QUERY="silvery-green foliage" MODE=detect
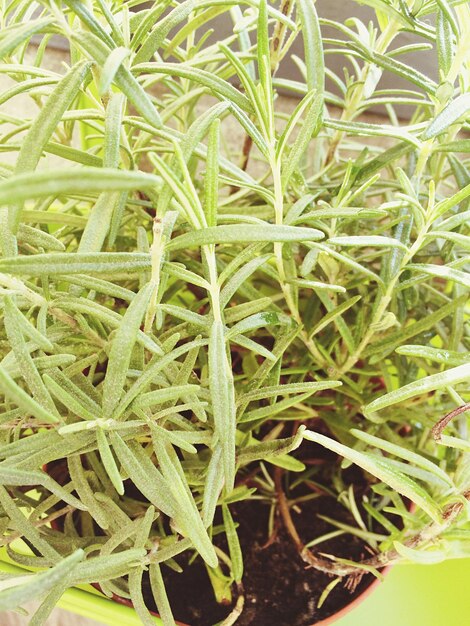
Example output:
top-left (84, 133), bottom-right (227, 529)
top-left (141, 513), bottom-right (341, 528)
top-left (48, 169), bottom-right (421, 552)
top-left (0, 0), bottom-right (470, 622)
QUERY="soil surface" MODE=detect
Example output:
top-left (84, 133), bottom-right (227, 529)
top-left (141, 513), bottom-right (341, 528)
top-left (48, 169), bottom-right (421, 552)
top-left (144, 495), bottom-right (378, 626)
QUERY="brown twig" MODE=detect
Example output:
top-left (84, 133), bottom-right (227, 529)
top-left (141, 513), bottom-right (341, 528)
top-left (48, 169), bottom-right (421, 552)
top-left (0, 504), bottom-right (73, 546)
top-left (274, 467), bottom-right (470, 580)
top-left (274, 467), bottom-right (356, 577)
top-left (431, 403), bottom-right (470, 441)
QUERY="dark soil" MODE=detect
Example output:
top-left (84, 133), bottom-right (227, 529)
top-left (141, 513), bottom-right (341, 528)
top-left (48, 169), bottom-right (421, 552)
top-left (143, 495), bottom-right (378, 626)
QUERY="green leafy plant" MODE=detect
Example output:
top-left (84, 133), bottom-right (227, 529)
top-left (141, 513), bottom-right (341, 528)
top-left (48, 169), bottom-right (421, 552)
top-left (1, 0), bottom-right (470, 623)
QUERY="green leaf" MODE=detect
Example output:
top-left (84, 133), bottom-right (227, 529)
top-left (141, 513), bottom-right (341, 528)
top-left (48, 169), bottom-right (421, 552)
top-left (209, 321), bottom-right (237, 493)
top-left (438, 434), bottom-right (470, 452)
top-left (436, 9), bottom-right (454, 77)
top-left (328, 236), bottom-right (407, 250)
top-left (224, 297), bottom-right (274, 324)
top-left (204, 119), bottom-right (220, 228)
top-left (0, 485), bottom-right (60, 560)
top-left (294, 278), bottom-right (343, 293)
top-left (408, 263), bottom-right (470, 289)
top-left (0, 18), bottom-right (54, 60)
top-left (303, 430), bottom-right (442, 522)
top-left (134, 385), bottom-right (201, 410)
top-left (67, 456), bottom-right (109, 530)
top-left (0, 364), bottom-right (58, 424)
top-left (153, 436), bottom-right (217, 568)
top-left (425, 231), bottom-right (470, 252)
top-left (0, 252), bottom-right (151, 276)
top-left (133, 62), bottom-right (253, 114)
top-left (238, 427), bottom-right (306, 466)
top-left (150, 147), bottom-right (205, 228)
top-left (166, 224), bottom-right (323, 251)
top-left (79, 94), bottom-right (125, 253)
top-left (315, 290), bottom-right (356, 353)
top-left (100, 46), bottom-right (131, 95)
top-left (149, 563), bottom-right (176, 626)
top-left (257, 0), bottom-right (270, 86)
top-left (395, 345), bottom-right (470, 366)
top-left (95, 0), bottom-right (125, 45)
top-left (350, 429), bottom-right (454, 487)
top-left (222, 504), bottom-right (243, 582)
top-left (129, 566), bottom-right (154, 626)
top-left (281, 90), bottom-right (323, 188)
top-left (113, 339), bottom-right (208, 419)
top-left (231, 334), bottom-right (276, 362)
top-left (354, 141), bottom-right (413, 183)
top-left (435, 0), bottom-right (459, 36)
top-left (102, 282), bottom-right (154, 418)
top-left (276, 90), bottom-right (317, 161)
top-left (5, 355), bottom-right (75, 381)
top-left (17, 224), bottom-right (65, 252)
top-left (109, 433), bottom-right (175, 518)
top-left (63, 0), bottom-right (115, 48)
top-left (220, 254), bottom-right (272, 308)
top-left (364, 363), bottom-right (470, 417)
top-left (237, 380), bottom-right (341, 405)
top-left (0, 167), bottom-right (160, 206)
top-left (0, 466), bottom-right (85, 510)
top-left (78, 193), bottom-right (125, 254)
top-left (297, 0), bottom-right (324, 95)
top-left (72, 549), bottom-right (146, 584)
top-left (0, 550), bottom-right (84, 613)
top-left (72, 31), bottom-right (162, 128)
top-left (34, 142), bottom-right (103, 167)
top-left (43, 374), bottom-right (96, 421)
top-left (239, 391), bottom-right (314, 424)
top-left (134, 0), bottom-right (197, 64)
top-left (9, 61), bottom-right (91, 232)
top-left (433, 140), bottom-right (470, 154)
top-left (45, 370), bottom-right (100, 417)
top-left (229, 102), bottom-right (269, 157)
top-left (202, 447), bottom-right (224, 527)
top-left (423, 94), bottom-right (470, 140)
top-left (226, 311), bottom-right (286, 339)
top-left (5, 300), bottom-right (53, 352)
top-left (432, 180), bottom-right (470, 219)
top-left (156, 102), bottom-right (229, 218)
top-left (131, 1), bottom-right (172, 50)
top-left (96, 428), bottom-right (124, 496)
top-left (158, 305), bottom-right (207, 328)
top-left (364, 295), bottom-right (467, 358)
top-left (366, 48), bottom-right (437, 94)
top-left (309, 296), bottom-right (361, 338)
top-left (393, 541), bottom-right (446, 564)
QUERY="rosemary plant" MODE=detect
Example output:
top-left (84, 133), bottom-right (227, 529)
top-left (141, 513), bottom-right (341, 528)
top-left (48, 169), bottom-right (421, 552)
top-left (1, 0), bottom-right (470, 623)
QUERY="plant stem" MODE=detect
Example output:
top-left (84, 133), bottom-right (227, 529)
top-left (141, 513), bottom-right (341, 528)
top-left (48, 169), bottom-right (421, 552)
top-left (324, 20), bottom-right (400, 165)
top-left (271, 155), bottom-right (326, 366)
top-left (338, 229), bottom-right (428, 376)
